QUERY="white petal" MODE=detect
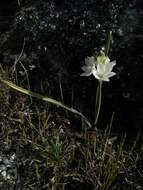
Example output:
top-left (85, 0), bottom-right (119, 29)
top-left (81, 65), bottom-right (93, 75)
top-left (105, 61), bottom-right (116, 73)
top-left (80, 72), bottom-right (92, 76)
top-left (110, 60), bottom-right (116, 66)
top-left (107, 72), bottom-right (116, 78)
top-left (109, 61), bottom-right (116, 69)
top-left (81, 66), bottom-right (91, 72)
top-left (102, 77), bottom-right (110, 82)
top-left (97, 63), bottom-right (105, 75)
top-left (92, 70), bottom-right (101, 80)
top-left (85, 56), bottom-right (96, 66)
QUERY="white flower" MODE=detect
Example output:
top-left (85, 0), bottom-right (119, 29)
top-left (81, 56), bottom-right (96, 76)
top-left (81, 51), bottom-right (116, 82)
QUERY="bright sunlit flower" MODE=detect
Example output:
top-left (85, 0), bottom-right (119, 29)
top-left (81, 51), bottom-right (116, 82)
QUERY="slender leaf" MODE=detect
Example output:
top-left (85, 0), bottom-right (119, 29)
top-left (0, 78), bottom-right (92, 128)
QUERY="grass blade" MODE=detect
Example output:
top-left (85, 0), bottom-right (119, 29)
top-left (0, 78), bottom-right (92, 128)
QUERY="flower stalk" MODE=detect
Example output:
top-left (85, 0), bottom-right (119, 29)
top-left (94, 80), bottom-right (102, 127)
top-left (94, 31), bottom-right (113, 128)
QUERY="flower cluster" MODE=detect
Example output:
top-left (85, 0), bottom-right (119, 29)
top-left (81, 51), bottom-right (116, 82)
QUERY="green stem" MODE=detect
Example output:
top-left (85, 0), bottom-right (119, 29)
top-left (105, 31), bottom-right (112, 56)
top-left (94, 81), bottom-right (102, 128)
